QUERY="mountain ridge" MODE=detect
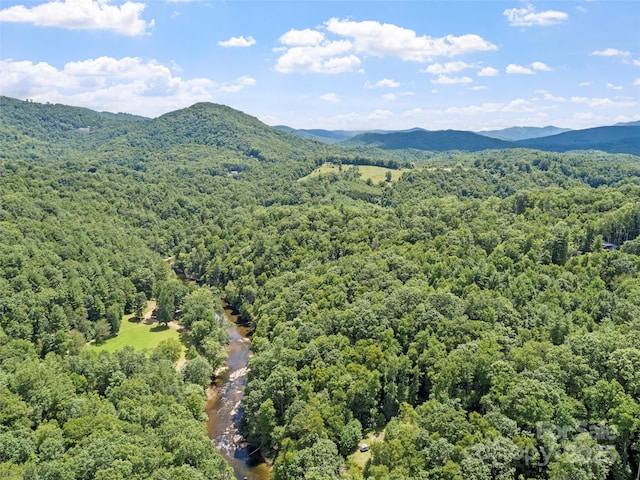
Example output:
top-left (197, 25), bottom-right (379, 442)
top-left (2, 96), bottom-right (638, 156)
top-left (477, 125), bottom-right (572, 141)
top-left (343, 125), bottom-right (639, 155)
top-left (341, 129), bottom-right (514, 152)
top-left (515, 125), bottom-right (640, 154)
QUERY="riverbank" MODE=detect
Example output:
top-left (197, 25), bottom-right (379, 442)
top-left (205, 302), bottom-right (271, 480)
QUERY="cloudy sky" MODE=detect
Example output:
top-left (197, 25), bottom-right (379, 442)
top-left (1, 0), bottom-right (638, 131)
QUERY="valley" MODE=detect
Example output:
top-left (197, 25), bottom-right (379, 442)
top-left (0, 96), bottom-right (639, 480)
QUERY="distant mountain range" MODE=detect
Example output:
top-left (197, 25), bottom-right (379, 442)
top-left (3, 95), bottom-right (637, 156)
top-left (277, 122), bottom-right (639, 155)
top-left (276, 124), bottom-right (575, 143)
top-left (273, 125), bottom-right (424, 144)
top-left (342, 125), bottom-right (639, 155)
top-left (515, 126), bottom-right (640, 154)
top-left (341, 130), bottom-right (514, 152)
top-left (477, 126), bottom-right (572, 141)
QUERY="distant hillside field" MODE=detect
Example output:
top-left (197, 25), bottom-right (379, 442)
top-left (300, 163), bottom-right (410, 183)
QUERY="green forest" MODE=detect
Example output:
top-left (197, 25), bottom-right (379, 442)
top-left (1, 96), bottom-right (639, 480)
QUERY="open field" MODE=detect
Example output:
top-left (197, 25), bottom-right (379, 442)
top-left (348, 430), bottom-right (386, 471)
top-left (90, 301), bottom-right (183, 353)
top-left (300, 163), bottom-right (409, 183)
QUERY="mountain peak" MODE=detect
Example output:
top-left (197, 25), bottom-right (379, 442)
top-left (477, 125), bottom-right (572, 141)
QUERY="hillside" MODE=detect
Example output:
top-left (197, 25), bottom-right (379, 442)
top-left (516, 125), bottom-right (640, 155)
top-left (273, 125), bottom-right (358, 143)
top-left (274, 126), bottom-right (428, 144)
top-left (342, 129), bottom-right (514, 151)
top-left (477, 125), bottom-right (571, 141)
top-left (0, 96), bottom-right (333, 161)
top-left (0, 95), bottom-right (141, 151)
top-left (340, 123), bottom-right (639, 155)
top-left (1, 97), bottom-right (640, 480)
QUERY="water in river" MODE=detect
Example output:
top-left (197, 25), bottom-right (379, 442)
top-left (205, 303), bottom-right (271, 480)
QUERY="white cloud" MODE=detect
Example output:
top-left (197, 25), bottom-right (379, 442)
top-left (218, 75), bottom-right (256, 93)
top-left (607, 83), bottom-right (623, 90)
top-left (218, 35), bottom-right (256, 48)
top-left (573, 112), bottom-right (599, 121)
top-left (274, 18), bottom-right (497, 74)
top-left (503, 98), bottom-right (537, 112)
top-left (591, 48), bottom-right (631, 57)
top-left (368, 109), bottom-right (393, 120)
top-left (531, 61), bottom-right (552, 71)
top-left (470, 86), bottom-right (488, 91)
top-left (477, 66), bottom-right (499, 77)
top-left (431, 75), bottom-right (473, 85)
top-left (403, 107), bottom-right (442, 117)
top-left (365, 78), bottom-right (400, 88)
top-left (632, 59), bottom-right (640, 67)
top-left (0, 0), bottom-right (153, 36)
top-left (274, 40), bottom-right (361, 74)
top-left (579, 81), bottom-right (592, 87)
top-left (321, 55), bottom-right (363, 74)
top-left (309, 109), bottom-right (399, 130)
top-left (543, 92), bottom-right (567, 102)
top-left (571, 96), bottom-right (637, 108)
top-left (324, 18), bottom-right (497, 61)
top-left (422, 61), bottom-right (472, 74)
top-left (442, 97), bottom-right (556, 116)
top-left (445, 103), bottom-right (503, 115)
top-left (504, 4), bottom-right (568, 27)
top-left (613, 113), bottom-right (640, 124)
top-left (506, 64), bottom-right (535, 75)
top-left (378, 90), bottom-right (414, 101)
top-left (0, 56), bottom-right (224, 116)
top-left (635, 78), bottom-right (640, 86)
top-left (320, 92), bottom-right (341, 104)
top-left (279, 28), bottom-right (325, 46)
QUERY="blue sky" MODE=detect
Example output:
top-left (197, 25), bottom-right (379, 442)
top-left (1, 0), bottom-right (638, 131)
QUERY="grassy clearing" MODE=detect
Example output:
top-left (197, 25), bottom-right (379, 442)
top-left (358, 165), bottom-right (408, 183)
top-left (348, 430), bottom-right (386, 471)
top-left (300, 163), bottom-right (408, 183)
top-left (90, 301), bottom-right (183, 353)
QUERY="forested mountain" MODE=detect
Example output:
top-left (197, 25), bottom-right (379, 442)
top-left (273, 126), bottom-right (427, 144)
top-left (516, 126), bottom-right (640, 155)
top-left (1, 96), bottom-right (640, 480)
top-left (342, 129), bottom-right (514, 152)
top-left (339, 124), bottom-right (639, 155)
top-left (273, 126), bottom-right (359, 144)
top-left (478, 126), bottom-right (572, 141)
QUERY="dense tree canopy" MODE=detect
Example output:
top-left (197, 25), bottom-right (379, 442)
top-left (1, 96), bottom-right (639, 479)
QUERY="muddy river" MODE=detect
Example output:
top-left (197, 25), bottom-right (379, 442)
top-left (205, 303), bottom-right (271, 480)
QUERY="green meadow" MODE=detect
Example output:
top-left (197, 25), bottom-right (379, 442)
top-left (90, 301), bottom-right (182, 353)
top-left (301, 163), bottom-right (409, 183)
